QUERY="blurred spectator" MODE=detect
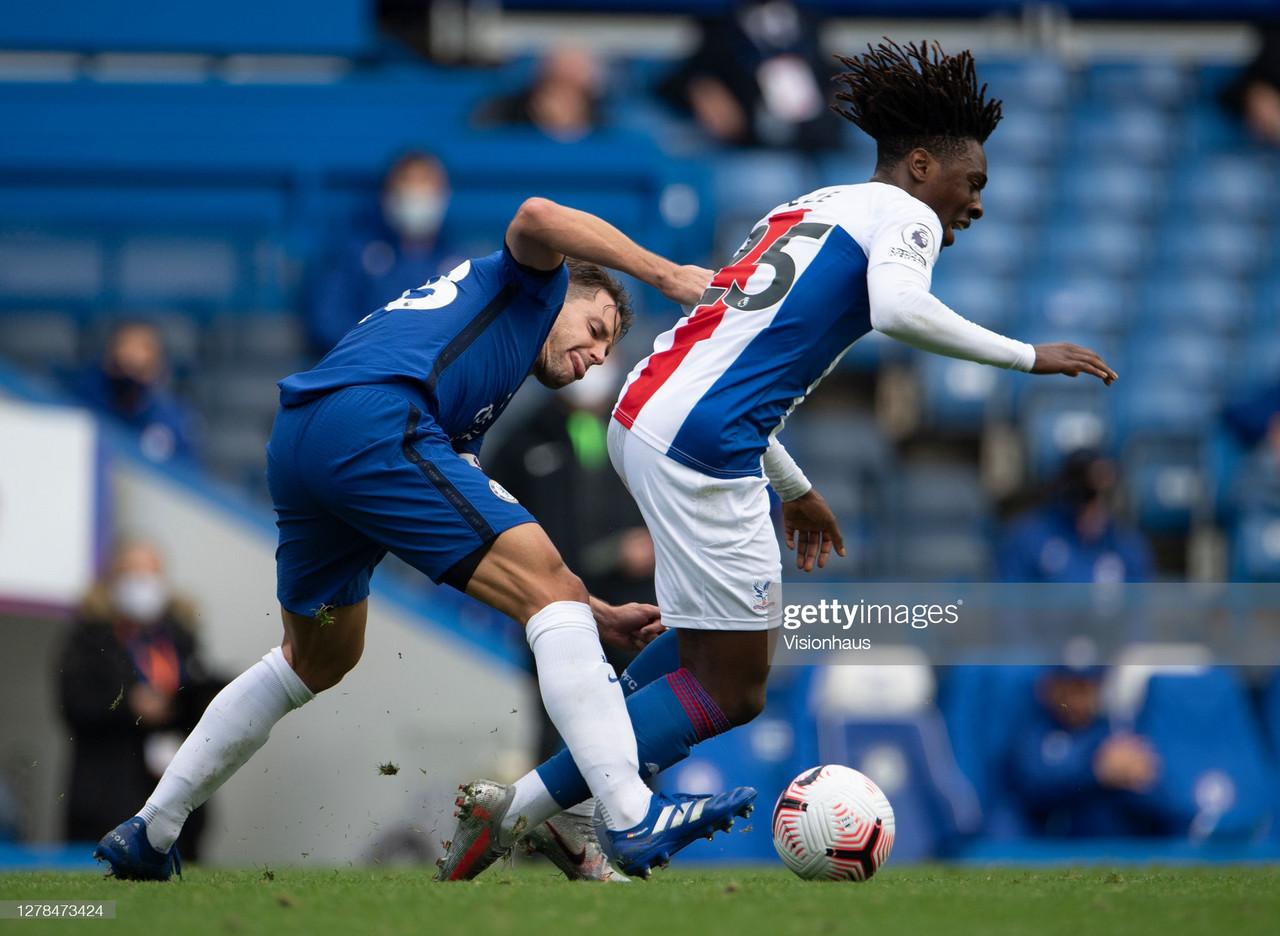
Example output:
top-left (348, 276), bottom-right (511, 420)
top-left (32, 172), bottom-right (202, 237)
top-left (58, 540), bottom-right (226, 856)
top-left (1222, 378), bottom-right (1280, 456)
top-left (306, 150), bottom-right (465, 355)
top-left (656, 0), bottom-right (843, 152)
top-left (487, 356), bottom-right (656, 760)
top-left (71, 320), bottom-right (203, 465)
top-left (997, 450), bottom-right (1153, 584)
top-left (1005, 661), bottom-right (1163, 837)
top-left (472, 45), bottom-right (604, 142)
top-left (1221, 22), bottom-right (1280, 146)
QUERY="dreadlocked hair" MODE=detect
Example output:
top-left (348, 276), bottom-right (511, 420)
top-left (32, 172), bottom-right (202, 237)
top-left (832, 39), bottom-right (1003, 169)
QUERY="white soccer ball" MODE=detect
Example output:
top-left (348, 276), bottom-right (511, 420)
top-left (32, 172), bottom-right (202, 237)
top-left (772, 764), bottom-right (896, 881)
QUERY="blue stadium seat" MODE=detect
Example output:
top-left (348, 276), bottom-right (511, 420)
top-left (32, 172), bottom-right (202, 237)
top-left (1178, 102), bottom-right (1254, 157)
top-left (1133, 669), bottom-right (1276, 838)
top-left (194, 362), bottom-right (287, 431)
top-left (1123, 439), bottom-right (1209, 534)
top-left (1110, 376), bottom-right (1217, 443)
top-left (977, 58), bottom-right (1072, 114)
top-left (982, 110), bottom-right (1064, 168)
top-left (1262, 670), bottom-right (1280, 767)
top-left (1136, 273), bottom-right (1253, 337)
top-left (888, 530), bottom-right (992, 582)
top-left (202, 420), bottom-right (270, 499)
top-left (938, 663), bottom-right (1045, 839)
top-left (1236, 328), bottom-right (1280, 388)
top-left (1157, 221), bottom-right (1270, 280)
top-left (204, 311), bottom-right (309, 369)
top-left (1070, 104), bottom-right (1177, 166)
top-left (1176, 154), bottom-right (1278, 224)
top-left (931, 270), bottom-right (1018, 333)
top-left (1042, 217), bottom-right (1151, 279)
top-left (892, 463), bottom-right (989, 529)
top-left (1253, 267), bottom-right (1280, 327)
top-left (977, 164), bottom-right (1051, 226)
top-left (117, 235), bottom-right (243, 306)
top-left (1231, 509), bottom-right (1280, 581)
top-left (886, 463), bottom-right (993, 580)
top-left (0, 310), bottom-right (80, 374)
top-left (1123, 331), bottom-right (1233, 394)
top-left (1021, 273), bottom-right (1134, 336)
top-left (1084, 60), bottom-right (1193, 110)
top-left (1020, 386), bottom-right (1113, 480)
top-left (941, 218), bottom-right (1030, 278)
top-left (711, 150), bottom-right (814, 236)
top-left (1056, 160), bottom-right (1166, 222)
top-left (0, 232), bottom-right (103, 304)
top-left (918, 353), bottom-right (1015, 433)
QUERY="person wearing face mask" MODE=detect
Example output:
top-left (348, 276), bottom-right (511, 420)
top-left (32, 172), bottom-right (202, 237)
top-left (996, 449), bottom-right (1154, 585)
top-left (304, 150), bottom-right (466, 356)
top-left (71, 321), bottom-right (203, 465)
top-left (57, 541), bottom-right (225, 858)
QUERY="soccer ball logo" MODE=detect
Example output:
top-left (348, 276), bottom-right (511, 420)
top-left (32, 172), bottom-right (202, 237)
top-left (772, 765), bottom-right (895, 881)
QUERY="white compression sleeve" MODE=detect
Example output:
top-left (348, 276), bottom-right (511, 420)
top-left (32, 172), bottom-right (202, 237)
top-left (867, 261), bottom-right (1037, 372)
top-left (762, 437), bottom-right (812, 502)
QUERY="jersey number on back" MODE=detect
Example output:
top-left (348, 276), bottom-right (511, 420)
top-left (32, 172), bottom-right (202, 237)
top-left (698, 210), bottom-right (834, 313)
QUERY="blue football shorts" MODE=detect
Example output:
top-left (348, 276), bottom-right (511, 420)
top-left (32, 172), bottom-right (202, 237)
top-left (267, 384), bottom-right (535, 615)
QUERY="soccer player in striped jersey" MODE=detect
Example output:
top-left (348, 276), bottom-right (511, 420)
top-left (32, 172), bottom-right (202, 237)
top-left (458, 39), bottom-right (1117, 880)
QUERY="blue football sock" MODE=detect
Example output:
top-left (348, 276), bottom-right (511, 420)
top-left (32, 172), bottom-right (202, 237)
top-left (618, 628), bottom-right (681, 697)
top-left (536, 666), bottom-right (731, 809)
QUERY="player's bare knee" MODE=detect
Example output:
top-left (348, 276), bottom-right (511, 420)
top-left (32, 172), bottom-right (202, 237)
top-left (721, 685), bottom-right (768, 727)
top-left (523, 564), bottom-right (590, 620)
top-left (285, 642), bottom-right (363, 693)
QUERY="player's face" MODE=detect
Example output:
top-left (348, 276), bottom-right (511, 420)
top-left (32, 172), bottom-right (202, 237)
top-left (919, 138), bottom-right (987, 249)
top-left (533, 288), bottom-right (620, 389)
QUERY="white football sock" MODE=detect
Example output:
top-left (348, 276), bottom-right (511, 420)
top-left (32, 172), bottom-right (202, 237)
top-left (138, 646), bottom-right (314, 852)
top-left (525, 602), bottom-right (652, 831)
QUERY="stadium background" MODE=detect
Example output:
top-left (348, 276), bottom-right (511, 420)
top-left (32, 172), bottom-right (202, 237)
top-left (1, 0), bottom-right (1279, 871)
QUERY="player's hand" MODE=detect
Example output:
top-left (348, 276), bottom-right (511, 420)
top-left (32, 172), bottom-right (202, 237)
top-left (1093, 733), bottom-right (1160, 792)
top-left (1031, 343), bottom-right (1118, 385)
top-left (659, 264), bottom-right (715, 307)
top-left (128, 684), bottom-right (175, 726)
top-left (592, 598), bottom-right (665, 652)
top-left (782, 489), bottom-right (846, 572)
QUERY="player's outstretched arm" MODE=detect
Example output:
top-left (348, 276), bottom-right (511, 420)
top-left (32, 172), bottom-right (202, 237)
top-left (506, 197), bottom-right (712, 305)
top-left (782, 489), bottom-right (846, 573)
top-left (1030, 342), bottom-right (1118, 385)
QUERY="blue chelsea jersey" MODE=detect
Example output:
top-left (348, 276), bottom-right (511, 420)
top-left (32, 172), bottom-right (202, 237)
top-left (279, 246), bottom-right (568, 450)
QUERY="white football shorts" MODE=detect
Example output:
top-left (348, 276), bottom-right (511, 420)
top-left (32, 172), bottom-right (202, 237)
top-left (608, 419), bottom-right (782, 630)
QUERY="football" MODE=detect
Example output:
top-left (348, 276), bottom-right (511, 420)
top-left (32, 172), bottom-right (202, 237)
top-left (772, 765), bottom-right (896, 881)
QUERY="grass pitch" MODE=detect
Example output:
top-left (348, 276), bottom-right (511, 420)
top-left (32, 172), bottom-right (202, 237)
top-left (3, 863), bottom-right (1279, 936)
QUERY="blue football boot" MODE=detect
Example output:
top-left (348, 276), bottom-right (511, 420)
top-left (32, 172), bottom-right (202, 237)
top-left (607, 787), bottom-right (757, 878)
top-left (94, 817), bottom-right (181, 881)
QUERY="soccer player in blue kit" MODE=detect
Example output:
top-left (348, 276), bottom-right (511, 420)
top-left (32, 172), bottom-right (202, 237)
top-left (92, 197), bottom-right (759, 881)
top-left (443, 40), bottom-right (1120, 882)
